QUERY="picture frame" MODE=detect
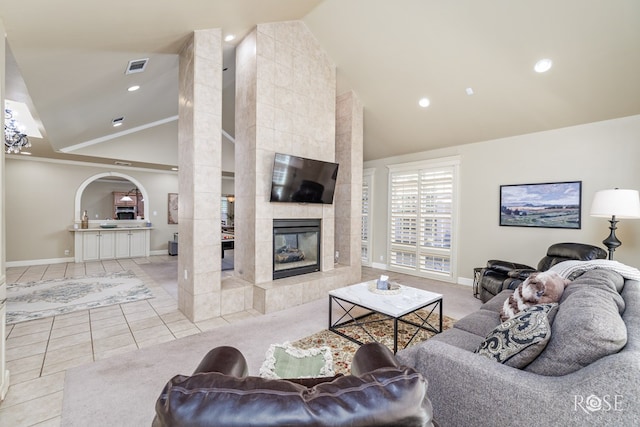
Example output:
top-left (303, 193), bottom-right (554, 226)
top-left (168, 193), bottom-right (178, 224)
top-left (499, 181), bottom-right (582, 229)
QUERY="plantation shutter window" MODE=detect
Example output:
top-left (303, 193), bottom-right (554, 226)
top-left (387, 158), bottom-right (459, 280)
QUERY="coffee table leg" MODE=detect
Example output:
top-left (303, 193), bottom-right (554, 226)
top-left (394, 318), bottom-right (399, 353)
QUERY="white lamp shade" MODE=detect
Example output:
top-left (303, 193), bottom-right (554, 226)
top-left (590, 189), bottom-right (640, 219)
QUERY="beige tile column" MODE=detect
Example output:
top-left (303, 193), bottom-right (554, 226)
top-left (234, 29), bottom-right (258, 285)
top-left (335, 91), bottom-right (364, 274)
top-left (0, 19), bottom-right (11, 400)
top-left (177, 29), bottom-right (223, 322)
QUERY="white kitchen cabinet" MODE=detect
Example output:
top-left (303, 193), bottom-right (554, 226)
top-left (129, 229), bottom-right (147, 257)
top-left (115, 229), bottom-right (148, 258)
top-left (82, 230), bottom-right (115, 261)
top-left (74, 228), bottom-right (151, 262)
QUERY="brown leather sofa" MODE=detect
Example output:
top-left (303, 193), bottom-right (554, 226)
top-left (153, 342), bottom-right (435, 427)
top-left (478, 242), bottom-right (606, 302)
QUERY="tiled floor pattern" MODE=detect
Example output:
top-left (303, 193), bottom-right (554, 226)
top-left (0, 255), bottom-right (259, 426)
top-left (0, 257), bottom-right (480, 426)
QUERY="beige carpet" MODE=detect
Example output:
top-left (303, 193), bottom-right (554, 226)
top-left (62, 298), bottom-right (455, 426)
top-left (61, 298), bottom-right (329, 426)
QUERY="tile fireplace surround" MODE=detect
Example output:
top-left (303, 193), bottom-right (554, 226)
top-left (225, 21), bottom-right (363, 316)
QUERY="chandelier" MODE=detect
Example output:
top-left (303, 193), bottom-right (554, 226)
top-left (4, 108), bottom-right (31, 153)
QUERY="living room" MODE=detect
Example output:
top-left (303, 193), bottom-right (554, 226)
top-left (1, 1), bottom-right (639, 426)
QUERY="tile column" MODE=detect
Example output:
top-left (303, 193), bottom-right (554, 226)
top-left (335, 91), bottom-right (364, 278)
top-left (177, 29), bottom-right (223, 322)
top-left (0, 19), bottom-right (10, 400)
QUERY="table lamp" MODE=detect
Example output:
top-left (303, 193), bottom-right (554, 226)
top-left (590, 188), bottom-right (640, 260)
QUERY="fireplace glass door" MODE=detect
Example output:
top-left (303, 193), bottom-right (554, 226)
top-left (273, 219), bottom-right (321, 279)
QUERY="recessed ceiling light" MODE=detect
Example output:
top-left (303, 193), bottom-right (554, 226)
top-left (127, 85), bottom-right (140, 92)
top-left (418, 97), bottom-right (430, 108)
top-left (224, 34), bottom-right (236, 42)
top-left (465, 87), bottom-right (474, 96)
top-left (20, 151), bottom-right (32, 155)
top-left (171, 167), bottom-right (179, 171)
top-left (534, 58), bottom-right (553, 73)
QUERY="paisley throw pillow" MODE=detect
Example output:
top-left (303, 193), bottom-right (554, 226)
top-left (476, 303), bottom-right (557, 369)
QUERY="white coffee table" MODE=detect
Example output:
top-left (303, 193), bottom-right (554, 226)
top-left (329, 280), bottom-right (443, 353)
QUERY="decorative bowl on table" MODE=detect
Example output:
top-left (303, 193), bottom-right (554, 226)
top-left (368, 281), bottom-right (402, 295)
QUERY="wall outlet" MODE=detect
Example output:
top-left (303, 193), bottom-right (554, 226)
top-left (184, 269), bottom-right (188, 280)
top-left (335, 251), bottom-right (339, 260)
top-left (380, 255), bottom-right (384, 261)
top-left (64, 249), bottom-right (70, 256)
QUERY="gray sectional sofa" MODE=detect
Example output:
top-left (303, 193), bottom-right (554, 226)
top-left (397, 268), bottom-right (640, 426)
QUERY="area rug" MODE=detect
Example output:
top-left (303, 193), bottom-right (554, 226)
top-left (6, 270), bottom-right (153, 324)
top-left (293, 311), bottom-right (456, 374)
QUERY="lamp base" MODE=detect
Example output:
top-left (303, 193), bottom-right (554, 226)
top-left (602, 216), bottom-right (621, 260)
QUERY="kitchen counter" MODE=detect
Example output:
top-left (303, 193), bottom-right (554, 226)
top-left (70, 226), bottom-right (152, 262)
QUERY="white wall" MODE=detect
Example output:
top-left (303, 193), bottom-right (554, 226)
top-left (364, 115), bottom-right (640, 283)
top-left (4, 157), bottom-right (179, 262)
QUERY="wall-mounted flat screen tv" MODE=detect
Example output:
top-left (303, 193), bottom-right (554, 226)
top-left (270, 153), bottom-right (339, 204)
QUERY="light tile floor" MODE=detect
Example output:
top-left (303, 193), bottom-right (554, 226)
top-left (0, 256), bottom-right (480, 426)
top-left (0, 254), bottom-right (259, 426)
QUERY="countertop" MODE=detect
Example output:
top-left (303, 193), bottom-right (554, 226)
top-left (70, 226), bottom-right (154, 231)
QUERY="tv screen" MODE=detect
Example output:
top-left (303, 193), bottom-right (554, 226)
top-left (270, 153), bottom-right (339, 204)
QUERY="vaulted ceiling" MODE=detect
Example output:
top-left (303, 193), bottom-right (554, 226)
top-left (1, 0), bottom-right (639, 168)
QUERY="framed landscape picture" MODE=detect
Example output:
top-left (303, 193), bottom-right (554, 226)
top-left (499, 181), bottom-right (582, 229)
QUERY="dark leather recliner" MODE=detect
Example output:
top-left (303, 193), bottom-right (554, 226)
top-left (478, 242), bottom-right (607, 302)
top-left (153, 342), bottom-right (435, 427)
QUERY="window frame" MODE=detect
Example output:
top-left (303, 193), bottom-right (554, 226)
top-left (361, 168), bottom-right (374, 266)
top-left (386, 156), bottom-right (460, 282)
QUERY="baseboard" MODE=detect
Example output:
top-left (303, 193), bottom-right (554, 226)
top-left (0, 369), bottom-right (9, 402)
top-left (457, 277), bottom-right (474, 287)
top-left (6, 257), bottom-right (74, 268)
top-left (370, 262), bottom-right (388, 270)
top-left (150, 249), bottom-right (168, 256)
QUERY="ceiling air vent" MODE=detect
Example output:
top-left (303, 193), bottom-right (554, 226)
top-left (125, 58), bottom-right (148, 74)
top-left (114, 161), bottom-right (132, 166)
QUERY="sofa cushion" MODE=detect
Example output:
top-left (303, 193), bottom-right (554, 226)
top-left (481, 290), bottom-right (513, 313)
top-left (453, 309), bottom-right (501, 337)
top-left (428, 327), bottom-right (485, 352)
top-left (475, 303), bottom-right (557, 368)
top-left (526, 269), bottom-right (627, 376)
top-left (560, 269), bottom-right (625, 310)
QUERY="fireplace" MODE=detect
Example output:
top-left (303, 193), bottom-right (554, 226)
top-left (273, 219), bottom-right (321, 279)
